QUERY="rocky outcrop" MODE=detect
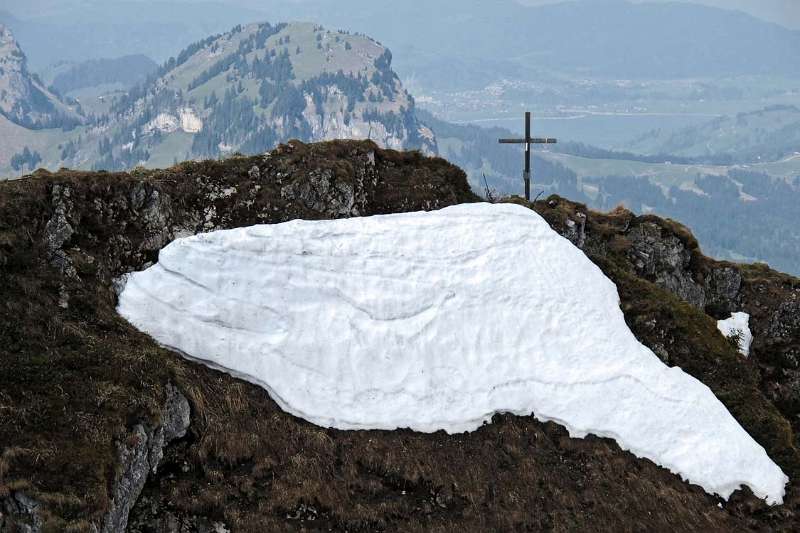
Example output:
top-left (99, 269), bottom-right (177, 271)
top-left (43, 184), bottom-right (76, 277)
top-left (102, 384), bottom-right (190, 533)
top-left (0, 24), bottom-right (81, 129)
top-left (626, 220), bottom-right (707, 308)
top-left (538, 196), bottom-right (800, 449)
top-left (0, 140), bottom-right (476, 532)
top-left (0, 492), bottom-right (43, 533)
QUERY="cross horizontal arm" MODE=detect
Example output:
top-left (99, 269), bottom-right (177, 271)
top-left (498, 138), bottom-right (558, 144)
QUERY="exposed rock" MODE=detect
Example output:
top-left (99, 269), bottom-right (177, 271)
top-left (0, 492), bottom-right (43, 533)
top-left (0, 24), bottom-right (82, 129)
top-left (563, 212), bottom-right (587, 249)
top-left (281, 167), bottom-right (360, 216)
top-left (101, 384), bottom-right (190, 533)
top-left (147, 384), bottom-right (191, 475)
top-left (129, 182), bottom-right (173, 251)
top-left (705, 266), bottom-right (743, 317)
top-left (42, 184), bottom-right (76, 277)
top-left (626, 221), bottom-right (706, 308)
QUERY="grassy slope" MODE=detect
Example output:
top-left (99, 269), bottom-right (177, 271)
top-left (0, 115), bottom-right (90, 177)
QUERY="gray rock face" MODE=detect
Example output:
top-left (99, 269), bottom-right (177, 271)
top-left (764, 294), bottom-right (800, 374)
top-left (0, 24), bottom-right (81, 129)
top-left (101, 384), bottom-right (190, 533)
top-left (627, 222), bottom-right (707, 308)
top-left (563, 213), bottom-right (587, 249)
top-left (0, 491), bottom-right (43, 533)
top-left (550, 210), bottom-right (745, 318)
top-left (704, 267), bottom-right (742, 316)
top-left (129, 183), bottom-right (173, 251)
top-left (43, 184), bottom-right (76, 277)
top-left (281, 167), bottom-right (363, 217)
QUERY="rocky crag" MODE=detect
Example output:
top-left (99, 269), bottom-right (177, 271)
top-left (0, 24), bottom-right (82, 130)
top-left (0, 140), bottom-right (799, 531)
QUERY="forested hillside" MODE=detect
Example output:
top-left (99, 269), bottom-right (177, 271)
top-left (0, 21), bottom-right (435, 175)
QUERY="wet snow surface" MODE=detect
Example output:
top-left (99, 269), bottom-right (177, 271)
top-left (118, 203), bottom-right (787, 504)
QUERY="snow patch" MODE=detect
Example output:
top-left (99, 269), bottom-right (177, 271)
top-left (117, 203), bottom-right (787, 505)
top-left (179, 107), bottom-right (203, 133)
top-left (717, 312), bottom-right (753, 357)
top-left (144, 108), bottom-right (203, 134)
top-left (145, 113), bottom-right (179, 134)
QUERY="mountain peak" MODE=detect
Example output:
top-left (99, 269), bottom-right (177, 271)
top-left (87, 20), bottom-right (434, 170)
top-left (0, 23), bottom-right (81, 129)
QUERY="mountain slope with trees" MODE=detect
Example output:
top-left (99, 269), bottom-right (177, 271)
top-left (0, 21), bottom-right (435, 175)
top-left (247, 0), bottom-right (800, 88)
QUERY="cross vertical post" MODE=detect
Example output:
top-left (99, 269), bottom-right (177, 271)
top-left (499, 112), bottom-right (557, 202)
top-left (524, 111), bottom-right (531, 202)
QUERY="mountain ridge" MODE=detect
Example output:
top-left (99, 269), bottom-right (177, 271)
top-left (0, 21), bottom-right (435, 173)
top-left (627, 105), bottom-right (800, 163)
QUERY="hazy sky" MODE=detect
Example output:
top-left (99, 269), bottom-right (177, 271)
top-left (517, 0), bottom-right (800, 29)
top-left (3, 0), bottom-right (799, 30)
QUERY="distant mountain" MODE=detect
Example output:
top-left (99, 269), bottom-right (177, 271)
top-left (626, 105), bottom-right (800, 164)
top-left (47, 55), bottom-right (159, 96)
top-left (0, 21), bottom-right (435, 173)
top-left (0, 2), bottom-right (267, 69)
top-left (0, 24), bottom-right (82, 129)
top-left (248, 0), bottom-right (800, 88)
top-left (4, 1), bottom-right (799, 89)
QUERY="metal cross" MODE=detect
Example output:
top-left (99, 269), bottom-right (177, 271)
top-left (499, 112), bottom-right (557, 201)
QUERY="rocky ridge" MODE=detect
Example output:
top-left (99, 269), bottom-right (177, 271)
top-left (0, 140), bottom-right (799, 531)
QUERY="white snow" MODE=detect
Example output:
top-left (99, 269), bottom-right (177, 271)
top-left (717, 312), bottom-right (753, 357)
top-left (145, 113), bottom-right (179, 134)
top-left (117, 203), bottom-right (787, 505)
top-left (178, 107), bottom-right (203, 133)
top-left (144, 108), bottom-right (203, 134)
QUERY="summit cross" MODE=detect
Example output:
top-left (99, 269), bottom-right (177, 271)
top-left (498, 111), bottom-right (557, 201)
